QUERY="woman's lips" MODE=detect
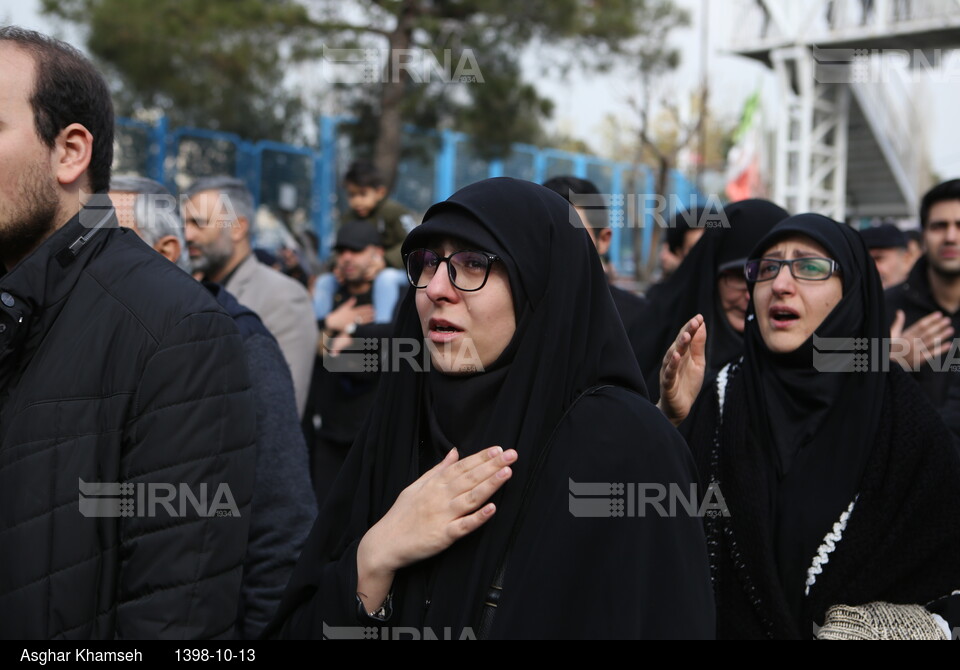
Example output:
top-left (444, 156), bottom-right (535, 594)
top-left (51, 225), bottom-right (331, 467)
top-left (769, 306), bottom-right (800, 329)
top-left (429, 330), bottom-right (462, 344)
top-left (428, 319), bottom-right (464, 344)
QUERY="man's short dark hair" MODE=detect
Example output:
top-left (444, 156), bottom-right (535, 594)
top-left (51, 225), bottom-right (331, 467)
top-left (920, 179), bottom-right (960, 228)
top-left (0, 26), bottom-right (114, 193)
top-left (344, 160), bottom-right (385, 189)
top-left (541, 176), bottom-right (607, 230)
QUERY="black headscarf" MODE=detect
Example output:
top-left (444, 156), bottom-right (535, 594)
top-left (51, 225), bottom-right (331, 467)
top-left (682, 214), bottom-right (960, 638)
top-left (267, 178), bottom-right (651, 637)
top-left (637, 200), bottom-right (789, 401)
top-left (405, 207), bottom-right (526, 463)
top-left (740, 213), bottom-right (887, 620)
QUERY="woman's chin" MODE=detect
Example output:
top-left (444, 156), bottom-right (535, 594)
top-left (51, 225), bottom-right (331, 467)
top-left (763, 332), bottom-right (805, 354)
top-left (427, 354), bottom-right (483, 376)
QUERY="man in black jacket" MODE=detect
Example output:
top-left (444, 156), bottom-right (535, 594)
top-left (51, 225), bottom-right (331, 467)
top-left (0, 28), bottom-right (256, 639)
top-left (885, 179), bottom-right (960, 446)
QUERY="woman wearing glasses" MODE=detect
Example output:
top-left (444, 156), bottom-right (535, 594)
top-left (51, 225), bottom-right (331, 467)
top-left (636, 199), bottom-right (789, 404)
top-left (266, 178), bottom-right (715, 639)
top-left (659, 213), bottom-right (960, 639)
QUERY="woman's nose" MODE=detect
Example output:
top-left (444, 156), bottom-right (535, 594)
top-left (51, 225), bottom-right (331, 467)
top-left (424, 261), bottom-right (459, 302)
top-left (770, 263), bottom-right (796, 294)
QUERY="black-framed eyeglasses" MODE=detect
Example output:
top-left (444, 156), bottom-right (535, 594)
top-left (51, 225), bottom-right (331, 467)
top-left (404, 248), bottom-right (501, 292)
top-left (744, 257), bottom-right (841, 282)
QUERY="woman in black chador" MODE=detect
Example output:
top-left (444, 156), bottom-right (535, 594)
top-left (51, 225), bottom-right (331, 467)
top-left (266, 178), bottom-right (715, 639)
top-left (661, 214), bottom-right (960, 639)
top-left (637, 199), bottom-right (789, 403)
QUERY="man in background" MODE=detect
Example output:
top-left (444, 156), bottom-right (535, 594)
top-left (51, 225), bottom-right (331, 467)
top-left (886, 179), bottom-right (960, 448)
top-left (307, 220), bottom-right (407, 506)
top-left (184, 176), bottom-right (318, 417)
top-left (543, 176), bottom-right (647, 363)
top-left (859, 223), bottom-right (911, 289)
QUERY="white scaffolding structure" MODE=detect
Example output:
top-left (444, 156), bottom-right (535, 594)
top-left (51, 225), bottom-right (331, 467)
top-left (731, 0), bottom-right (960, 219)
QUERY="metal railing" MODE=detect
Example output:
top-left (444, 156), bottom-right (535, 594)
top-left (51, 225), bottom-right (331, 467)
top-left (113, 114), bottom-right (702, 275)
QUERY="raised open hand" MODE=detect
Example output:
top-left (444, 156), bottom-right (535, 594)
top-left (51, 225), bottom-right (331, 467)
top-left (657, 315), bottom-right (707, 426)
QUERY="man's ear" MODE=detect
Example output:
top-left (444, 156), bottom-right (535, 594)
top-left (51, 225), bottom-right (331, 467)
top-left (374, 185), bottom-right (388, 201)
top-left (596, 228), bottom-right (613, 257)
top-left (153, 235), bottom-right (182, 266)
top-left (55, 123), bottom-right (94, 189)
top-left (232, 216), bottom-right (250, 243)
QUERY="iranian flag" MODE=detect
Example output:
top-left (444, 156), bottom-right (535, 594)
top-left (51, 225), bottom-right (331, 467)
top-left (725, 91), bottom-right (763, 201)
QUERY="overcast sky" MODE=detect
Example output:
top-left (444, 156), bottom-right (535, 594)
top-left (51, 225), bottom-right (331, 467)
top-left (3, 0), bottom-right (958, 179)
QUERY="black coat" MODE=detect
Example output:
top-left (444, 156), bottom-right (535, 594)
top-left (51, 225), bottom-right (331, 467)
top-left (885, 257), bottom-right (960, 449)
top-left (205, 283), bottom-right (316, 640)
top-left (0, 209), bottom-right (257, 639)
top-left (684, 360), bottom-right (960, 639)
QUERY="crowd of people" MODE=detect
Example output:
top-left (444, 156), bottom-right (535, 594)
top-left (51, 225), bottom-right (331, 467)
top-left (0, 26), bottom-right (957, 641)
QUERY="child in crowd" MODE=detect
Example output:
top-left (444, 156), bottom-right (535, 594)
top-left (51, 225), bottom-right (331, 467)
top-left (343, 160), bottom-right (418, 268)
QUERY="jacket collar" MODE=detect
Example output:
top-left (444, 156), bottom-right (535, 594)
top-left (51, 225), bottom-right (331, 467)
top-left (900, 256), bottom-right (960, 317)
top-left (0, 199), bottom-right (118, 391)
top-left (223, 252), bottom-right (257, 292)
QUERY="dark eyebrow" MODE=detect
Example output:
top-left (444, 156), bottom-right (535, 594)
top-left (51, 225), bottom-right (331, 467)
top-left (763, 248), bottom-right (828, 259)
top-left (790, 248), bottom-right (826, 258)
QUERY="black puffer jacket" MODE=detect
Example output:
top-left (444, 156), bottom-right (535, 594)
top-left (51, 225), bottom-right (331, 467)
top-left (0, 207), bottom-right (257, 639)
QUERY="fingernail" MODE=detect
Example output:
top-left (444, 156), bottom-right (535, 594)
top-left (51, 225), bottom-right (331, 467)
top-left (497, 467), bottom-right (511, 479)
top-left (488, 446), bottom-right (503, 458)
top-left (484, 503), bottom-right (496, 515)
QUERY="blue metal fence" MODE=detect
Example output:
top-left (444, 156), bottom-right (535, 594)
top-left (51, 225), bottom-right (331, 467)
top-left (114, 115), bottom-right (703, 275)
